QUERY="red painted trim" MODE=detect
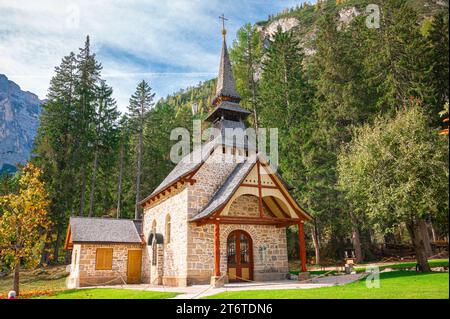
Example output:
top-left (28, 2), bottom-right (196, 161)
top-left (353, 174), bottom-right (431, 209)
top-left (214, 222), bottom-right (221, 277)
top-left (298, 222), bottom-right (307, 272)
top-left (257, 161), bottom-right (263, 218)
top-left (227, 230), bottom-right (253, 281)
top-left (139, 157), bottom-right (207, 207)
top-left (64, 224), bottom-right (72, 250)
top-left (240, 183), bottom-right (278, 189)
top-left (263, 165), bottom-right (311, 220)
top-left (269, 196), bottom-right (291, 219)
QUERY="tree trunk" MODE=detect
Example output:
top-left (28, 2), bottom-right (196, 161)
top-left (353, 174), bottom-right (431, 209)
top-left (116, 142), bottom-right (124, 218)
top-left (53, 224), bottom-right (62, 264)
top-left (430, 222), bottom-right (437, 242)
top-left (407, 220), bottom-right (431, 272)
top-left (418, 219), bottom-right (433, 257)
top-left (88, 146), bottom-right (99, 217)
top-left (309, 224), bottom-right (320, 265)
top-left (135, 129), bottom-right (143, 220)
top-left (40, 230), bottom-right (53, 266)
top-left (351, 227), bottom-right (363, 263)
top-left (78, 169), bottom-right (87, 216)
top-left (13, 261), bottom-right (20, 296)
top-left (349, 212), bottom-right (363, 263)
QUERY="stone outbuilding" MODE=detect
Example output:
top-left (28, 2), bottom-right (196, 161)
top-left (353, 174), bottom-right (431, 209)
top-left (64, 217), bottom-right (143, 288)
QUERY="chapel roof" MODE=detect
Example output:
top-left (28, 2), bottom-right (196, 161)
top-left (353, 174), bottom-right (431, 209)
top-left (139, 139), bottom-right (217, 204)
top-left (67, 217), bottom-right (143, 244)
top-left (212, 37), bottom-right (241, 106)
top-left (190, 157), bottom-right (256, 221)
top-left (189, 154), bottom-right (312, 222)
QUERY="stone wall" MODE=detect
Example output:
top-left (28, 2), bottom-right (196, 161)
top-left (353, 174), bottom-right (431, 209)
top-left (227, 194), bottom-right (271, 217)
top-left (188, 147), bottom-right (238, 219)
top-left (142, 188), bottom-right (189, 286)
top-left (69, 243), bottom-right (142, 288)
top-left (141, 146), bottom-right (290, 286)
top-left (187, 223), bottom-right (289, 284)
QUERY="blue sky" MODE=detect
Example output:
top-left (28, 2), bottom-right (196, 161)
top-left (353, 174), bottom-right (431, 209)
top-left (0, 0), bottom-right (306, 112)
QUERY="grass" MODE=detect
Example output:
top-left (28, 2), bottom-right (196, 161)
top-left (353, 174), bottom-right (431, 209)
top-left (290, 259), bottom-right (449, 275)
top-left (206, 271), bottom-right (449, 299)
top-left (35, 288), bottom-right (178, 299)
top-left (0, 265), bottom-right (68, 298)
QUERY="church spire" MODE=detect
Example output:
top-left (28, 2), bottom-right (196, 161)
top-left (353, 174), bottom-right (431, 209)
top-left (212, 14), bottom-right (241, 106)
top-left (205, 15), bottom-right (250, 124)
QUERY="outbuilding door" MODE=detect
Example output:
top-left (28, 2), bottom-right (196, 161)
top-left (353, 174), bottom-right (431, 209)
top-left (127, 249), bottom-right (142, 284)
top-left (227, 230), bottom-right (253, 282)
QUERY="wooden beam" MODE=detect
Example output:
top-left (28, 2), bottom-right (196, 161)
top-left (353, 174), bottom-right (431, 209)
top-left (263, 166), bottom-right (309, 220)
top-left (64, 224), bottom-right (72, 250)
top-left (214, 222), bottom-right (221, 277)
top-left (257, 161), bottom-right (263, 218)
top-left (298, 222), bottom-right (307, 272)
top-left (241, 183), bottom-right (277, 189)
top-left (270, 196), bottom-right (291, 219)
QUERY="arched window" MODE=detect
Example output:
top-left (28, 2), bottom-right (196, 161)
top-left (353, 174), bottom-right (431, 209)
top-left (165, 214), bottom-right (171, 244)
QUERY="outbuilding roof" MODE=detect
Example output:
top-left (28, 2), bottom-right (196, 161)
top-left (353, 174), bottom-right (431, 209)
top-left (67, 217), bottom-right (143, 244)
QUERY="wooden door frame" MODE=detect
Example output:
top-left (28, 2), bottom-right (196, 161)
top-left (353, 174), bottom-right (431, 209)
top-left (227, 230), bottom-right (254, 281)
top-left (127, 249), bottom-right (142, 284)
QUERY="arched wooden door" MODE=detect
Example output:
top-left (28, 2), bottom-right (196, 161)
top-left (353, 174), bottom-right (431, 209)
top-left (227, 230), bottom-right (253, 282)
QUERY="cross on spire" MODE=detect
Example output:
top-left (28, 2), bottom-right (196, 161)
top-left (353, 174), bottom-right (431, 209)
top-left (219, 13), bottom-right (228, 38)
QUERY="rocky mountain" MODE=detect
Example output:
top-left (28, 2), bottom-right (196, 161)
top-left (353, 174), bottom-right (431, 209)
top-left (0, 74), bottom-right (42, 173)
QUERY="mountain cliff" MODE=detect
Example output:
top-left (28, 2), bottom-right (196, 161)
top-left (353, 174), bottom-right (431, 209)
top-left (0, 74), bottom-right (42, 173)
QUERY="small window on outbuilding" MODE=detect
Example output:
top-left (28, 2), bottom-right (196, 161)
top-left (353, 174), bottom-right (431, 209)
top-left (95, 248), bottom-right (113, 270)
top-left (165, 214), bottom-right (171, 244)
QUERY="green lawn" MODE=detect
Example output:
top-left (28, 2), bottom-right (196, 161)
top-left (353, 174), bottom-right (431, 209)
top-left (0, 266), bottom-right (68, 298)
top-left (35, 288), bottom-right (178, 299)
top-left (291, 259), bottom-right (449, 275)
top-left (206, 271), bottom-right (449, 299)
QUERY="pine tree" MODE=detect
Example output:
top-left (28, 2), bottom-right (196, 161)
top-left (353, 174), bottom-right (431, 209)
top-left (74, 35), bottom-right (102, 217)
top-left (365, 0), bottom-right (435, 115)
top-left (128, 80), bottom-right (155, 220)
top-left (87, 80), bottom-right (119, 217)
top-left (230, 23), bottom-right (264, 132)
top-left (427, 12), bottom-right (449, 112)
top-left (33, 52), bottom-right (78, 263)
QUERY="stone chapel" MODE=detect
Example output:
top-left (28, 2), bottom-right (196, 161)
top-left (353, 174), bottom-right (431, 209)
top-left (64, 24), bottom-right (312, 288)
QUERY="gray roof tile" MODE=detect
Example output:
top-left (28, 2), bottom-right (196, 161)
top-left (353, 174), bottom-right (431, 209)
top-left (69, 217), bottom-right (142, 244)
top-left (190, 156), bottom-right (257, 221)
top-left (214, 39), bottom-right (241, 103)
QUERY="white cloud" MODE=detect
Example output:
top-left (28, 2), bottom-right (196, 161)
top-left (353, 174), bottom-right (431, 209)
top-left (0, 0), bottom-right (304, 112)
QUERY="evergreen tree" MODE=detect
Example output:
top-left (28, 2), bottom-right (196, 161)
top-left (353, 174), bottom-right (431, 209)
top-left (427, 12), bottom-right (449, 112)
top-left (365, 0), bottom-right (435, 116)
top-left (87, 80), bottom-right (120, 217)
top-left (128, 80), bottom-right (155, 219)
top-left (74, 35), bottom-right (103, 216)
top-left (230, 23), bottom-right (264, 131)
top-left (33, 52), bottom-right (78, 263)
top-left (302, 14), bottom-right (377, 262)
